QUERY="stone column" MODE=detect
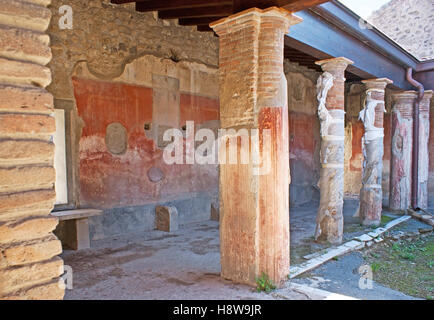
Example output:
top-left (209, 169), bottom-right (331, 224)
top-left (314, 57), bottom-right (353, 245)
top-left (389, 91), bottom-right (416, 212)
top-left (0, 0), bottom-right (64, 299)
top-left (417, 90), bottom-right (433, 209)
top-left (210, 7), bottom-right (302, 286)
top-left (359, 78), bottom-right (392, 226)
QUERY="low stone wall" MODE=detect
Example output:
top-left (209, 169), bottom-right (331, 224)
top-left (0, 0), bottom-right (64, 299)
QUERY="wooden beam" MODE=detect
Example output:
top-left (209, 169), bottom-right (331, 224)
top-left (110, 0), bottom-right (139, 4)
top-left (112, 0), bottom-right (330, 17)
top-left (197, 25), bottom-right (215, 32)
top-left (283, 0), bottom-right (330, 12)
top-left (158, 5), bottom-right (233, 19)
top-left (233, 0), bottom-right (329, 12)
top-left (131, 0), bottom-right (232, 12)
top-left (178, 17), bottom-right (225, 26)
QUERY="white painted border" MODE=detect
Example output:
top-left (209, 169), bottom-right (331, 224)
top-left (54, 109), bottom-right (68, 205)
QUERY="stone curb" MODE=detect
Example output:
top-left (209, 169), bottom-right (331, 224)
top-left (284, 283), bottom-right (358, 300)
top-left (408, 209), bottom-right (434, 227)
top-left (289, 215), bottom-right (412, 279)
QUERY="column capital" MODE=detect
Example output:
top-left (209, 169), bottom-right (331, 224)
top-left (391, 91), bottom-right (416, 118)
top-left (391, 90), bottom-right (418, 101)
top-left (315, 57), bottom-right (354, 72)
top-left (420, 90), bottom-right (432, 117)
top-left (210, 6), bottom-right (302, 35)
top-left (362, 78), bottom-right (393, 91)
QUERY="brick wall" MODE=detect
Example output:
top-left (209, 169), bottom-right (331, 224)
top-left (0, 0), bottom-right (64, 299)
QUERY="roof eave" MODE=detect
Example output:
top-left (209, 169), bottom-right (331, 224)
top-left (285, 0), bottom-right (429, 90)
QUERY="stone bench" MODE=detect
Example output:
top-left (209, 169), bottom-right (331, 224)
top-left (51, 209), bottom-right (102, 250)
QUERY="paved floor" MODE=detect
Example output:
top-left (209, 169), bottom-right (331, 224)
top-left (63, 220), bottom-right (315, 300)
top-left (62, 202), bottom-right (423, 300)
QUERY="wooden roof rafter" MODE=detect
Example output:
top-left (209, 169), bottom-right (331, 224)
top-left (110, 0), bottom-right (330, 32)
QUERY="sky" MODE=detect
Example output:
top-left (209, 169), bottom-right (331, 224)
top-left (338, 0), bottom-right (392, 19)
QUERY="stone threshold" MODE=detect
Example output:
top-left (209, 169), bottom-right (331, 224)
top-left (289, 215), bottom-right (413, 279)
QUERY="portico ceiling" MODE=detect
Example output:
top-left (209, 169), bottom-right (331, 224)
top-left (110, 0), bottom-right (330, 31)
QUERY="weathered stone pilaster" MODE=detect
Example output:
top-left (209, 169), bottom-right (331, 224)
top-left (211, 7), bottom-right (302, 286)
top-left (0, 0), bottom-right (64, 299)
top-left (417, 90), bottom-right (433, 210)
top-left (314, 57), bottom-right (353, 245)
top-left (389, 91), bottom-right (416, 212)
top-left (359, 78), bottom-right (392, 226)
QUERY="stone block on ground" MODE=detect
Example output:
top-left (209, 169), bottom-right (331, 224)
top-left (155, 206), bottom-right (178, 232)
top-left (210, 203), bottom-right (219, 222)
top-left (373, 237), bottom-right (383, 243)
top-left (342, 240), bottom-right (365, 250)
top-left (410, 211), bottom-right (423, 219)
top-left (418, 227), bottom-right (432, 233)
top-left (54, 218), bottom-right (91, 250)
top-left (354, 234), bottom-right (373, 242)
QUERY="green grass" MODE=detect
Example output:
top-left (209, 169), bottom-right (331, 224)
top-left (370, 252), bottom-right (380, 259)
top-left (364, 234), bottom-right (434, 299)
top-left (380, 215), bottom-right (394, 226)
top-left (256, 272), bottom-right (276, 293)
top-left (371, 261), bottom-right (384, 272)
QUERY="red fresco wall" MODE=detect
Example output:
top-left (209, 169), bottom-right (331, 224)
top-left (180, 94), bottom-right (219, 126)
top-left (288, 112), bottom-right (317, 172)
top-left (72, 76), bottom-right (430, 209)
top-left (72, 77), bottom-right (219, 209)
top-left (288, 111), bottom-right (320, 205)
top-left (383, 113), bottom-right (392, 196)
top-left (349, 119), bottom-right (364, 173)
top-left (383, 113), bottom-right (392, 164)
